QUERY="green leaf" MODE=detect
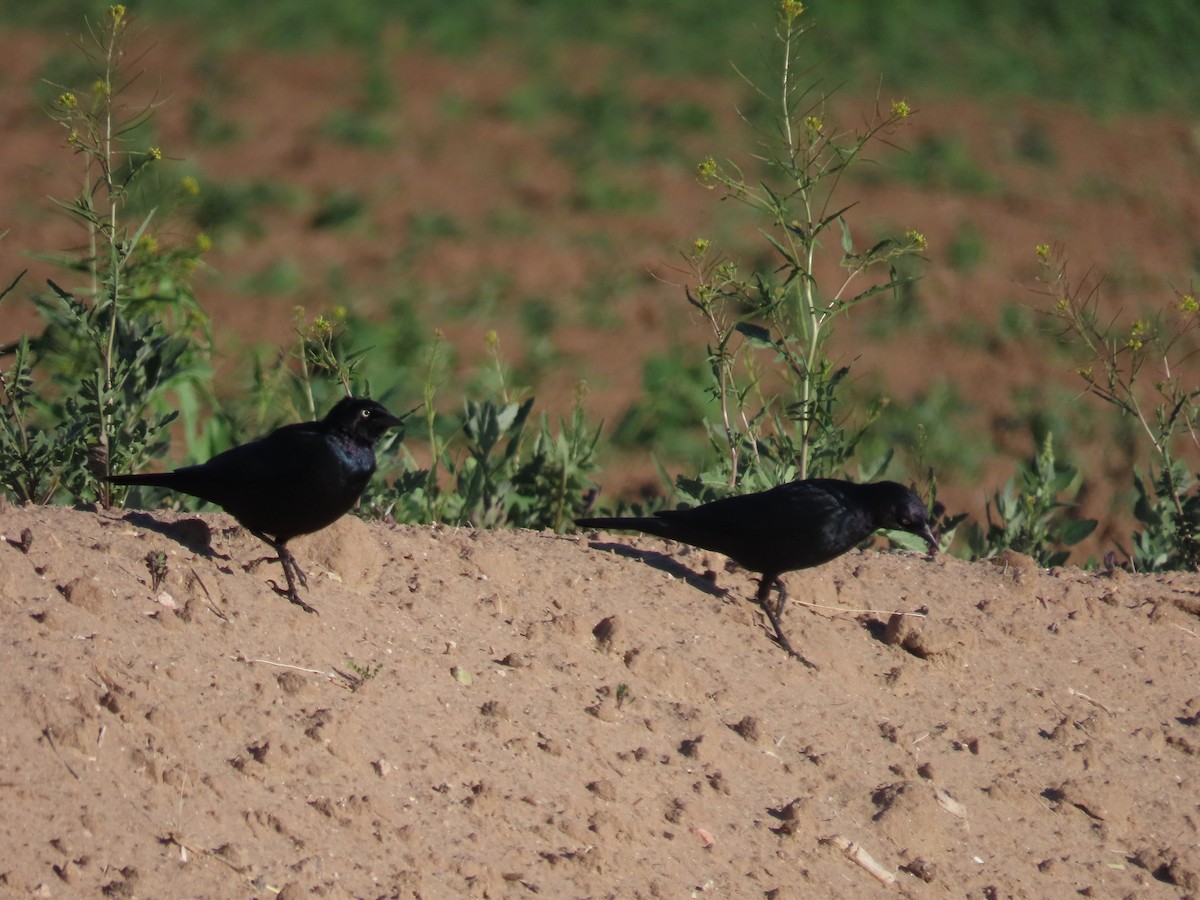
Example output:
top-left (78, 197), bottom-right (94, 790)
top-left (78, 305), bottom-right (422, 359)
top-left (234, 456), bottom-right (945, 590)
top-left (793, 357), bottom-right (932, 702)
top-left (838, 215), bottom-right (853, 255)
top-left (734, 322), bottom-right (774, 347)
top-left (1057, 518), bottom-right (1097, 546)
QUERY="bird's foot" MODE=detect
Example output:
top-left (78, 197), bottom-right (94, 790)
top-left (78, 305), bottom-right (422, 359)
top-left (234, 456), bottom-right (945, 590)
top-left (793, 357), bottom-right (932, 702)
top-left (245, 555), bottom-right (308, 587)
top-left (778, 639), bottom-right (820, 670)
top-left (252, 541), bottom-right (316, 614)
top-left (267, 579), bottom-right (319, 615)
top-left (763, 619), bottom-right (819, 669)
top-left (759, 579), bottom-right (818, 669)
top-left (243, 554), bottom-right (276, 572)
top-left (284, 556), bottom-right (308, 588)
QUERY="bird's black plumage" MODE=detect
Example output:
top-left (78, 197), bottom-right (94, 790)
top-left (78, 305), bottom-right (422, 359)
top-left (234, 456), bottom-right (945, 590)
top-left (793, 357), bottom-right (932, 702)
top-left (109, 396), bottom-right (405, 612)
top-left (576, 478), bottom-right (938, 665)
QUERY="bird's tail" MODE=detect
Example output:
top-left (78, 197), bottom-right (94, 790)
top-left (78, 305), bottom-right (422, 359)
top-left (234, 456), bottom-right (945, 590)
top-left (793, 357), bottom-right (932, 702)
top-left (107, 472), bottom-right (178, 489)
top-left (575, 516), bottom-right (666, 535)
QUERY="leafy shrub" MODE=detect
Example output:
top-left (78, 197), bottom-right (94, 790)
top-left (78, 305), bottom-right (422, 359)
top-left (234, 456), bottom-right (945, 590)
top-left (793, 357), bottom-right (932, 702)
top-left (662, 2), bottom-right (925, 503)
top-left (1040, 242), bottom-right (1200, 570)
top-left (963, 434), bottom-right (1096, 567)
top-left (0, 6), bottom-right (211, 506)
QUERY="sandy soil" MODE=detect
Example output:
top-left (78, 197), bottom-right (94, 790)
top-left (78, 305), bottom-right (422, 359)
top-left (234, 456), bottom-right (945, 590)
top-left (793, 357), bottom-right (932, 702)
top-left (1, 500), bottom-right (1198, 897)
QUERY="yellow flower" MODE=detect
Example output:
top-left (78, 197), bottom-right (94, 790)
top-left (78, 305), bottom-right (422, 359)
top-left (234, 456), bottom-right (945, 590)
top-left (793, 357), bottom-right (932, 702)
top-left (110, 5), bottom-right (126, 24)
top-left (692, 237), bottom-right (710, 257)
top-left (905, 230), bottom-right (927, 250)
top-left (137, 234), bottom-right (158, 254)
top-left (58, 92), bottom-right (78, 110)
top-left (890, 100), bottom-right (911, 120)
top-left (1179, 293), bottom-right (1199, 314)
top-left (195, 232), bottom-right (212, 252)
top-left (804, 115), bottom-right (823, 134)
top-left (715, 260), bottom-right (738, 281)
top-left (779, 1), bottom-right (805, 24)
top-left (148, 147), bottom-right (163, 161)
top-left (1035, 243), bottom-right (1050, 262)
top-left (180, 175), bottom-right (200, 196)
top-left (485, 329), bottom-right (499, 349)
top-left (696, 156), bottom-right (718, 180)
top-left (309, 315), bottom-right (334, 340)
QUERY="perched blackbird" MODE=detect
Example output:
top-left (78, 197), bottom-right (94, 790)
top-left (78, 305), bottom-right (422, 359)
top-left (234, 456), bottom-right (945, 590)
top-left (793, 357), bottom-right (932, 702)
top-left (576, 478), bottom-right (938, 666)
top-left (109, 397), bottom-right (406, 613)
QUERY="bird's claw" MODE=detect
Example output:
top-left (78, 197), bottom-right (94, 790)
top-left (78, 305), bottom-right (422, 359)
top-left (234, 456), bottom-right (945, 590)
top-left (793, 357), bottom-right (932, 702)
top-left (244, 554), bottom-right (306, 586)
top-left (764, 622), bottom-right (819, 669)
top-left (243, 554), bottom-right (276, 573)
top-left (758, 579), bottom-right (818, 669)
top-left (266, 579), bottom-right (318, 615)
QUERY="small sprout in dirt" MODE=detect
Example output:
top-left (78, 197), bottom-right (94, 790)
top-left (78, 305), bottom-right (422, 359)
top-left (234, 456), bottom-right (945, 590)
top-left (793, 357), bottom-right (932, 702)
top-left (145, 550), bottom-right (168, 591)
top-left (346, 659), bottom-right (383, 681)
top-left (615, 683), bottom-right (631, 707)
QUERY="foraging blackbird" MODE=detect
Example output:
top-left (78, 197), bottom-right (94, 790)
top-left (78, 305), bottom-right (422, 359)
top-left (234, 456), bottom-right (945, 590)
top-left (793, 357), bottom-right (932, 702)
top-left (576, 479), bottom-right (938, 666)
top-left (109, 396), bottom-right (406, 613)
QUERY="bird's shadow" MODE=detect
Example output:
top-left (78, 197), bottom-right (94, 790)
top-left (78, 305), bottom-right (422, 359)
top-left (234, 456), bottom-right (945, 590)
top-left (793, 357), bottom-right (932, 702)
top-left (583, 540), bottom-right (727, 599)
top-left (117, 511), bottom-right (231, 561)
top-left (858, 616), bottom-right (889, 643)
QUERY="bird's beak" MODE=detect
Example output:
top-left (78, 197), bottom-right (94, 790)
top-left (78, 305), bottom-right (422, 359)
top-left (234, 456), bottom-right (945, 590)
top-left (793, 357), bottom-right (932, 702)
top-left (921, 524), bottom-right (938, 556)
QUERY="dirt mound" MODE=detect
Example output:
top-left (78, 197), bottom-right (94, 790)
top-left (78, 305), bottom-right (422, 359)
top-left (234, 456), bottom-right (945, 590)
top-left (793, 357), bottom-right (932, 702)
top-left (1, 503), bottom-right (1198, 896)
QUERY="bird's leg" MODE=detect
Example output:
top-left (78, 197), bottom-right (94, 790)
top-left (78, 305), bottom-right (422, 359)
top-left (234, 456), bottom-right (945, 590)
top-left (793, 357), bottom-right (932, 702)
top-left (246, 532), bottom-right (316, 614)
top-left (271, 546), bottom-right (318, 615)
top-left (756, 577), bottom-right (818, 670)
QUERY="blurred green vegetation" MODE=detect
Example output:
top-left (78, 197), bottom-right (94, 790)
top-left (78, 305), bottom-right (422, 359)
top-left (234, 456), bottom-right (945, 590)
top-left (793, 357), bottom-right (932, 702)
top-left (9, 1), bottom-right (1200, 113)
top-left (10, 0), bottom-right (1200, 565)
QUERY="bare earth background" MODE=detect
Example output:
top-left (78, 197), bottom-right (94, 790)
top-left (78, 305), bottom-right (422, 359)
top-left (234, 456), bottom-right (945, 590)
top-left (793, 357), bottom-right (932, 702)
top-left (2, 502), bottom-right (1199, 897)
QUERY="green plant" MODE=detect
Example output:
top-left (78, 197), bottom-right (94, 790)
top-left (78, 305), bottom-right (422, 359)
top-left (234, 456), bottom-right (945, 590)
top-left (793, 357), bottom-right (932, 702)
top-left (964, 433), bottom-right (1096, 566)
top-left (672, 1), bottom-right (924, 501)
top-left (611, 351), bottom-right (717, 467)
top-left (1041, 243), bottom-right (1200, 570)
top-left (888, 425), bottom-right (967, 554)
top-left (345, 659), bottom-right (383, 681)
top-left (1, 6), bottom-right (211, 506)
top-left (145, 550), bottom-right (168, 591)
top-left (374, 332), bottom-right (600, 531)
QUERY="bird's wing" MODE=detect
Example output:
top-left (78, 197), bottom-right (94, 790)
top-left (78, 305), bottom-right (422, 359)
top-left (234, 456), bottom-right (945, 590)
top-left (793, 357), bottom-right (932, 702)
top-left (166, 425), bottom-right (329, 507)
top-left (655, 481), bottom-right (845, 537)
top-left (653, 480), bottom-right (876, 571)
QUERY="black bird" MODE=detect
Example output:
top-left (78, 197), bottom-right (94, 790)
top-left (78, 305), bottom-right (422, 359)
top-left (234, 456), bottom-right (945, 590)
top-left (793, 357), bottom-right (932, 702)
top-left (109, 396), bottom-right (406, 613)
top-left (575, 479), bottom-right (938, 666)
